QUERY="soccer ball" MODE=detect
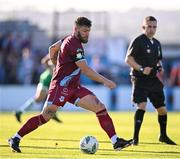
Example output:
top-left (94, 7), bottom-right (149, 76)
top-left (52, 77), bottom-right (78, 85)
top-left (79, 136), bottom-right (99, 154)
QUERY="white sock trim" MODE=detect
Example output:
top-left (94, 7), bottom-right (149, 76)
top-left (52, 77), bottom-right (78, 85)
top-left (13, 133), bottom-right (22, 140)
top-left (111, 134), bottom-right (118, 144)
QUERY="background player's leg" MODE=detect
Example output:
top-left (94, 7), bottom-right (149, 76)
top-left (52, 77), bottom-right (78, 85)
top-left (15, 85), bottom-right (46, 123)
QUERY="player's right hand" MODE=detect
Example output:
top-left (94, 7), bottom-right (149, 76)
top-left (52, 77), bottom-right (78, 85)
top-left (104, 79), bottom-right (116, 89)
top-left (143, 67), bottom-right (152, 75)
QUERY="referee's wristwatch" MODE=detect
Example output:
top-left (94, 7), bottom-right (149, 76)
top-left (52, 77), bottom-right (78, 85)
top-left (139, 67), bottom-right (144, 72)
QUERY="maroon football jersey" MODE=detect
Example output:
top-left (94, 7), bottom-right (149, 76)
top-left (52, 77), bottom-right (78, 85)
top-left (51, 34), bottom-right (85, 89)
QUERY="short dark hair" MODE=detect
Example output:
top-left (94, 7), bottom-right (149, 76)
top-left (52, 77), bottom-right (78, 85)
top-left (75, 17), bottom-right (92, 27)
top-left (144, 16), bottom-right (157, 22)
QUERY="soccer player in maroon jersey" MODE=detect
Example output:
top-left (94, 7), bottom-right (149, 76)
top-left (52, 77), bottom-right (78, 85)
top-left (8, 17), bottom-right (132, 153)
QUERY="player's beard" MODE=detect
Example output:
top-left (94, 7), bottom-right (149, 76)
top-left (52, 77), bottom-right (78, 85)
top-left (78, 31), bottom-right (88, 43)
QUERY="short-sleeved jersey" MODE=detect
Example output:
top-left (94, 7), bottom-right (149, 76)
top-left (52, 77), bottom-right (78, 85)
top-left (126, 34), bottom-right (162, 77)
top-left (50, 35), bottom-right (85, 89)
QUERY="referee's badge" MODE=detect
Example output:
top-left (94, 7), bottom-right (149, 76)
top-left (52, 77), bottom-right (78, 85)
top-left (147, 49), bottom-right (151, 53)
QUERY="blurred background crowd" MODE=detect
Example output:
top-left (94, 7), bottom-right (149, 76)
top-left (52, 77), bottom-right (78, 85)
top-left (0, 0), bottom-right (180, 111)
top-left (0, 9), bottom-right (179, 86)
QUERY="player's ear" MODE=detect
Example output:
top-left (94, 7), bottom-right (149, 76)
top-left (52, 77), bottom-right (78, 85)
top-left (74, 24), bottom-right (80, 32)
top-left (73, 25), bottom-right (78, 33)
top-left (142, 25), bottom-right (145, 30)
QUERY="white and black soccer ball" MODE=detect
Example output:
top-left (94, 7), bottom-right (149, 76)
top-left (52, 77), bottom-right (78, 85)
top-left (79, 135), bottom-right (99, 154)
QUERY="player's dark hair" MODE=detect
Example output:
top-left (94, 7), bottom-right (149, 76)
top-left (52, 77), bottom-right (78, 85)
top-left (145, 16), bottom-right (157, 22)
top-left (75, 17), bottom-right (92, 27)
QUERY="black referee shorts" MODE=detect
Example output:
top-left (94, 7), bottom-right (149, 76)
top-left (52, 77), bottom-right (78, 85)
top-left (131, 76), bottom-right (165, 108)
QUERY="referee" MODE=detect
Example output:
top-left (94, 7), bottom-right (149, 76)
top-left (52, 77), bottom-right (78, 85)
top-left (125, 16), bottom-right (176, 145)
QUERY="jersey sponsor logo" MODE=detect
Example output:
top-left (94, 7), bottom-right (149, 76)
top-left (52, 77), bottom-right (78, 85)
top-left (61, 88), bottom-right (69, 96)
top-left (61, 92), bottom-right (68, 96)
top-left (63, 88), bottom-right (68, 93)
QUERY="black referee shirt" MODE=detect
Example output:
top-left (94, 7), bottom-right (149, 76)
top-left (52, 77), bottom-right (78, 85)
top-left (127, 34), bottom-right (162, 78)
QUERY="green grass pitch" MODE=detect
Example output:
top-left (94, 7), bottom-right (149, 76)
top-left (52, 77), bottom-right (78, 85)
top-left (0, 111), bottom-right (180, 158)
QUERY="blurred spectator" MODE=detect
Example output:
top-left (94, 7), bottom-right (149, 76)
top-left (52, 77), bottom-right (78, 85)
top-left (89, 55), bottom-right (111, 84)
top-left (5, 52), bottom-right (19, 84)
top-left (0, 54), bottom-right (5, 83)
top-left (165, 60), bottom-right (180, 110)
top-left (17, 48), bottom-right (35, 84)
top-left (1, 33), bottom-right (14, 54)
top-left (0, 29), bottom-right (178, 87)
top-left (90, 55), bottom-right (106, 73)
top-left (168, 61), bottom-right (180, 86)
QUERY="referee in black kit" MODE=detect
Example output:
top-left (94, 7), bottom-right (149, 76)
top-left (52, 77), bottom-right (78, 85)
top-left (125, 16), bottom-right (176, 146)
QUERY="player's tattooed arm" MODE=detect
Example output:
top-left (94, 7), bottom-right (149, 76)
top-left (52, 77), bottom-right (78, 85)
top-left (49, 40), bottom-right (62, 66)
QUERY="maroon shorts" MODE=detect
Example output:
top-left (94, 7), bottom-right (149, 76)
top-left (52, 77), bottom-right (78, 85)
top-left (46, 85), bottom-right (94, 107)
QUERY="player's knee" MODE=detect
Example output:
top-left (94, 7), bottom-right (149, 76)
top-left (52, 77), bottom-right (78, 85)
top-left (42, 105), bottom-right (58, 121)
top-left (96, 107), bottom-right (108, 116)
top-left (41, 113), bottom-right (51, 122)
top-left (95, 102), bottom-right (106, 112)
top-left (157, 107), bottom-right (167, 115)
top-left (35, 94), bottom-right (46, 102)
top-left (137, 102), bottom-right (146, 110)
top-left (35, 97), bottom-right (42, 103)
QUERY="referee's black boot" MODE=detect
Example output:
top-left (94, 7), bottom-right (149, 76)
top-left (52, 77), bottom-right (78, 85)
top-left (159, 135), bottom-right (177, 145)
top-left (132, 138), bottom-right (139, 146)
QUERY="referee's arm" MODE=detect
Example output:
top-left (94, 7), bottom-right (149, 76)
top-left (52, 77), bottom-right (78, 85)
top-left (125, 55), bottom-right (142, 71)
top-left (125, 55), bottom-right (152, 75)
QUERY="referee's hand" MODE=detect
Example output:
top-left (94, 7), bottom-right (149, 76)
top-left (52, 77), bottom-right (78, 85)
top-left (143, 67), bottom-right (152, 75)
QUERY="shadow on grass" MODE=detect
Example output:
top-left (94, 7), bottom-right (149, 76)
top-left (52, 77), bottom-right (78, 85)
top-left (29, 137), bottom-right (179, 146)
top-left (1, 143), bottom-right (180, 155)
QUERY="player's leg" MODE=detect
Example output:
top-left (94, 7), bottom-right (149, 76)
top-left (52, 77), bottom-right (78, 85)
top-left (75, 92), bottom-right (132, 150)
top-left (149, 81), bottom-right (176, 145)
top-left (133, 102), bottom-right (146, 145)
top-left (156, 107), bottom-right (176, 145)
top-left (8, 104), bottom-right (59, 152)
top-left (131, 77), bottom-right (148, 145)
top-left (40, 70), bottom-right (62, 123)
top-left (15, 83), bottom-right (46, 123)
top-left (34, 84), bottom-right (47, 102)
top-left (35, 85), bottom-right (62, 123)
